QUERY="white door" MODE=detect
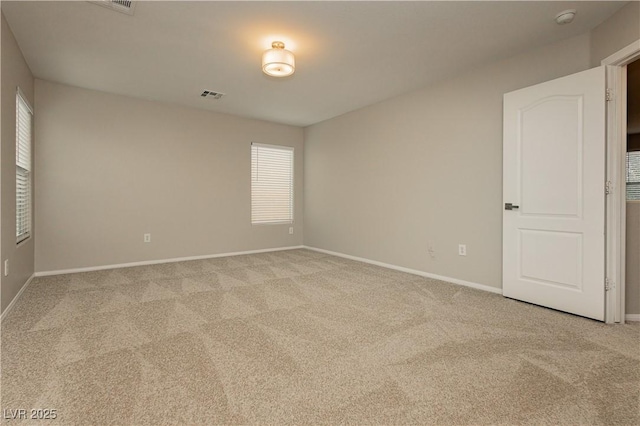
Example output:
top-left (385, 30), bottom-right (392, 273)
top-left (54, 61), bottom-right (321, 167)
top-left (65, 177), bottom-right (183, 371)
top-left (503, 66), bottom-right (606, 321)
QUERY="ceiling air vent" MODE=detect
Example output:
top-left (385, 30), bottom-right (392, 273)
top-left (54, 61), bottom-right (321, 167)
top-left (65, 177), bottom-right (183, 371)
top-left (89, 0), bottom-right (136, 16)
top-left (201, 90), bottom-right (225, 100)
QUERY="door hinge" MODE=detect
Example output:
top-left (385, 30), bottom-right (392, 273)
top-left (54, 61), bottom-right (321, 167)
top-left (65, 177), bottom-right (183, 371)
top-left (606, 88), bottom-right (614, 102)
top-left (605, 181), bottom-right (613, 195)
top-left (605, 278), bottom-right (615, 291)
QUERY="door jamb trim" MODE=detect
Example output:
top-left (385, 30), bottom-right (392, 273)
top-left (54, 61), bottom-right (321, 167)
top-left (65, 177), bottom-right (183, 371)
top-left (602, 39), bottom-right (640, 324)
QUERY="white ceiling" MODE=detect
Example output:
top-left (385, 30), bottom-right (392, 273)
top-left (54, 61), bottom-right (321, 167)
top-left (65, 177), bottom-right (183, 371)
top-left (1, 1), bottom-right (627, 127)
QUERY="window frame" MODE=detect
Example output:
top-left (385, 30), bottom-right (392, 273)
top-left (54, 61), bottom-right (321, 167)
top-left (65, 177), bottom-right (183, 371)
top-left (250, 142), bottom-right (294, 225)
top-left (16, 87), bottom-right (33, 245)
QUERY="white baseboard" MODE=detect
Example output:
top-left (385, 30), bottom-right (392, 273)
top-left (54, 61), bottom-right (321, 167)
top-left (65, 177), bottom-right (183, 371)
top-left (625, 314), bottom-right (640, 322)
top-left (304, 246), bottom-right (502, 295)
top-left (1, 273), bottom-right (35, 322)
top-left (35, 245), bottom-right (305, 277)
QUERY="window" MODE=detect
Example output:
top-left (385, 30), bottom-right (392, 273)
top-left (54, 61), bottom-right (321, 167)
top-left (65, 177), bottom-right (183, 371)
top-left (16, 89), bottom-right (33, 243)
top-left (628, 151), bottom-right (640, 201)
top-left (251, 143), bottom-right (294, 224)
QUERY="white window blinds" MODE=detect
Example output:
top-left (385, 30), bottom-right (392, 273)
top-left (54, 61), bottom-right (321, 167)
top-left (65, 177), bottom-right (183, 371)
top-left (251, 143), bottom-right (294, 224)
top-left (627, 151), bottom-right (640, 201)
top-left (16, 90), bottom-right (33, 243)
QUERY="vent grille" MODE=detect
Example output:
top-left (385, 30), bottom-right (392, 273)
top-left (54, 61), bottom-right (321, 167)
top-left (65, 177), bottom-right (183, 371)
top-left (89, 0), bottom-right (136, 15)
top-left (112, 0), bottom-right (132, 8)
top-left (201, 90), bottom-right (225, 100)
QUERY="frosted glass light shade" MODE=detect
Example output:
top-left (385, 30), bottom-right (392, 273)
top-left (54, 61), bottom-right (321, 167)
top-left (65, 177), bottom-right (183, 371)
top-left (262, 41), bottom-right (295, 77)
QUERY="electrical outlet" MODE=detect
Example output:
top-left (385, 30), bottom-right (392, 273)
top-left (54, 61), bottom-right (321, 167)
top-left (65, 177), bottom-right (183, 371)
top-left (458, 244), bottom-right (467, 256)
top-left (289, 227), bottom-right (294, 235)
top-left (3, 259), bottom-right (8, 277)
top-left (144, 233), bottom-right (151, 243)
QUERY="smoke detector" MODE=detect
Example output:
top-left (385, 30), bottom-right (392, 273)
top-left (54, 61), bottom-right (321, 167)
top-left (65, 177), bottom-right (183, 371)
top-left (555, 9), bottom-right (576, 25)
top-left (200, 90), bottom-right (225, 100)
top-left (89, 1), bottom-right (136, 16)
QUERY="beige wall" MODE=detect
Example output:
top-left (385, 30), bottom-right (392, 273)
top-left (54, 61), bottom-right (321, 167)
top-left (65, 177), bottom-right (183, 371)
top-left (304, 34), bottom-right (592, 290)
top-left (35, 80), bottom-right (303, 272)
top-left (590, 1), bottom-right (640, 67)
top-left (1, 13), bottom-right (35, 313)
top-left (627, 203), bottom-right (640, 315)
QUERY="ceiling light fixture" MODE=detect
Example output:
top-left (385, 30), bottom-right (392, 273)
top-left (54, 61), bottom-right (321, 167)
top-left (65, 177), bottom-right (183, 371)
top-left (555, 9), bottom-right (576, 25)
top-left (262, 41), bottom-right (295, 77)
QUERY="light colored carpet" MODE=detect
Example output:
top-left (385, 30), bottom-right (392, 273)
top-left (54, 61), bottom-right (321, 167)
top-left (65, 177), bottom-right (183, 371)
top-left (1, 248), bottom-right (639, 425)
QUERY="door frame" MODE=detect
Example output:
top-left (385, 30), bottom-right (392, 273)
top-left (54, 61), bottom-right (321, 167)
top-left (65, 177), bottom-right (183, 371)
top-left (602, 39), bottom-right (640, 323)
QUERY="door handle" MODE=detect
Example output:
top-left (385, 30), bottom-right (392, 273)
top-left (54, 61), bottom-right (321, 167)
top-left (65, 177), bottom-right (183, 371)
top-left (505, 203), bottom-right (519, 210)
